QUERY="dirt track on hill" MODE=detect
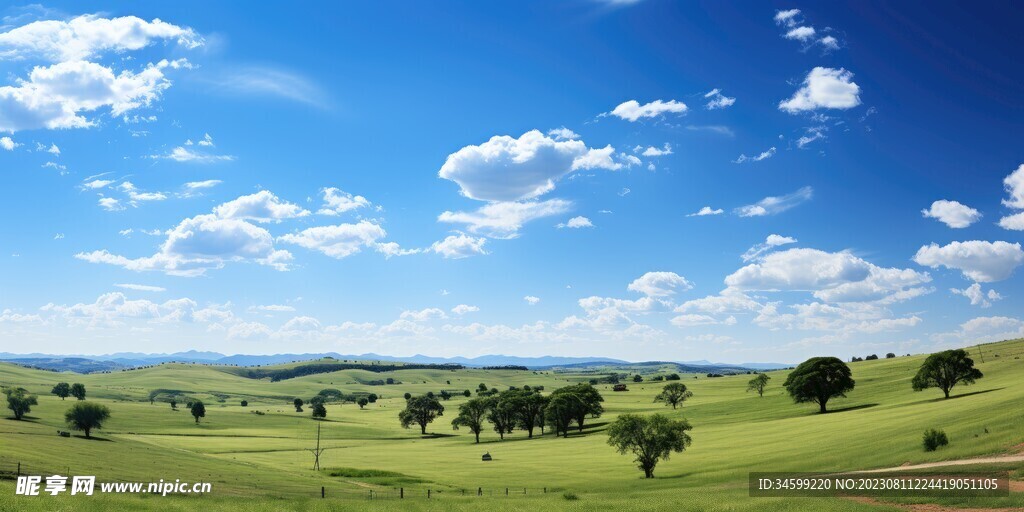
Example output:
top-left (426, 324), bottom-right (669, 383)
top-left (852, 454), bottom-right (1024, 473)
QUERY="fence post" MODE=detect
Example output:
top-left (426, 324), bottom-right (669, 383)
top-left (400, 487), bottom-right (404, 499)
top-left (544, 487), bottom-right (547, 493)
top-left (428, 489), bottom-right (431, 499)
top-left (506, 487), bottom-right (509, 496)
top-left (321, 486), bottom-right (324, 498)
top-left (17, 462), bottom-right (20, 477)
top-left (478, 487), bottom-right (482, 496)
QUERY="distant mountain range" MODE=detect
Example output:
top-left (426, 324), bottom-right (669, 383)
top-left (0, 350), bottom-right (790, 374)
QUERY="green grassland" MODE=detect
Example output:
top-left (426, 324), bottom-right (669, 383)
top-left (1, 340), bottom-right (1023, 511)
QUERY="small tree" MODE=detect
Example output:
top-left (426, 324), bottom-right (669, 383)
top-left (633, 374), bottom-right (643, 383)
top-left (783, 357), bottom-right (855, 413)
top-left (463, 390), bottom-right (472, 397)
top-left (367, 393), bottom-right (378, 403)
top-left (886, 353), bottom-right (896, 359)
top-left (357, 398), bottom-right (369, 409)
top-left (64, 402), bottom-right (110, 438)
top-left (665, 373), bottom-right (681, 381)
top-left (607, 413), bottom-right (692, 478)
top-left (293, 398), bottom-right (304, 412)
top-left (190, 400), bottom-right (206, 423)
top-left (170, 399), bottom-right (177, 410)
top-left (746, 374), bottom-right (771, 397)
top-left (51, 382), bottom-right (71, 400)
top-left (654, 383), bottom-right (693, 410)
top-left (70, 383), bottom-right (86, 400)
top-left (398, 395), bottom-right (445, 435)
top-left (240, 400), bottom-right (248, 407)
top-left (4, 387), bottom-right (38, 420)
top-left (486, 395), bottom-right (516, 440)
top-left (439, 390), bottom-right (452, 401)
top-left (311, 402), bottom-right (327, 419)
top-left (451, 397), bottom-right (490, 443)
top-left (912, 349), bottom-right (983, 399)
top-left (403, 392), bottom-right (412, 400)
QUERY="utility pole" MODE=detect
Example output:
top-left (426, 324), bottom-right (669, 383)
top-left (307, 423), bottom-right (327, 471)
top-left (977, 344), bottom-right (985, 363)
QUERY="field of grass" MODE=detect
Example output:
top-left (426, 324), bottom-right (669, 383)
top-left (1, 339), bottom-right (1023, 511)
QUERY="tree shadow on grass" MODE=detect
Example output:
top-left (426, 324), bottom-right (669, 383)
top-left (73, 435), bottom-right (113, 442)
top-left (420, 433), bottom-right (457, 439)
top-left (911, 387), bottom-right (1004, 406)
top-left (3, 416), bottom-right (39, 422)
top-left (823, 403), bottom-right (879, 414)
top-left (656, 471), bottom-right (697, 480)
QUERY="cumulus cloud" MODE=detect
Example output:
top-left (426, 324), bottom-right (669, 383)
top-left (451, 304), bottom-right (479, 315)
top-left (431, 234), bottom-right (487, 259)
top-left (152, 144), bottom-right (234, 163)
top-left (779, 67), bottom-right (861, 113)
top-left (913, 241), bottom-right (1024, 283)
top-left (318, 187), bottom-right (370, 215)
top-left (0, 58), bottom-right (191, 132)
top-left (0, 14), bottom-right (202, 62)
top-left (213, 190), bottom-right (310, 223)
top-left (0, 136), bottom-right (18, 150)
top-left (735, 186), bottom-right (813, 217)
top-left (547, 127), bottom-right (579, 141)
top-left (784, 26), bottom-right (816, 41)
top-left (727, 247), bottom-right (931, 304)
top-left (627, 272), bottom-right (693, 297)
top-left (704, 89), bottom-right (735, 110)
top-left (950, 283), bottom-right (1001, 308)
top-left (741, 234), bottom-right (797, 262)
top-left (774, 9), bottom-right (801, 27)
top-left (608, 99), bottom-right (687, 122)
top-left (278, 221), bottom-right (388, 259)
top-left (999, 164), bottom-right (1024, 230)
top-left (687, 206), bottom-right (723, 217)
top-left (638, 143), bottom-right (673, 157)
top-left (556, 216), bottom-right (593, 229)
top-left (439, 130), bottom-right (620, 202)
top-left (114, 283), bottom-right (165, 292)
top-left (439, 199), bottom-right (571, 239)
top-left (733, 146), bottom-right (776, 163)
top-left (933, 316), bottom-right (1024, 344)
top-left (400, 308), bottom-right (447, 322)
top-left (921, 200), bottom-right (982, 228)
top-left (523, 295), bottom-right (541, 305)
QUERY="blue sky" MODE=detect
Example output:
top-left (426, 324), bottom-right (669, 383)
top-left (1, 1), bottom-right (1023, 362)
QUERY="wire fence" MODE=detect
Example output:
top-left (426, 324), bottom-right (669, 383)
top-left (322, 486), bottom-right (555, 500)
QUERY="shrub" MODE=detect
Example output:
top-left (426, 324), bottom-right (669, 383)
top-left (240, 400), bottom-right (248, 407)
top-left (923, 428), bottom-right (949, 451)
top-left (562, 492), bottom-right (579, 501)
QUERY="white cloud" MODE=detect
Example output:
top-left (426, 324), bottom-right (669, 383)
top-left (197, 133), bottom-right (214, 146)
top-left (277, 220), bottom-right (387, 259)
top-left (547, 127), bottom-right (579, 141)
top-left (999, 212), bottom-right (1024, 231)
top-left (400, 308), bottom-right (448, 322)
top-left (784, 26), bottom-right (816, 41)
top-left (796, 126), bottom-right (827, 148)
top-left (733, 146), bottom-right (776, 163)
top-left (154, 145), bottom-right (235, 163)
top-left (999, 164), bottom-right (1024, 230)
top-left (250, 304), bottom-right (296, 312)
top-left (950, 283), bottom-right (1001, 308)
top-left (921, 200), bottom-right (982, 229)
top-left (1, 136), bottom-right (19, 150)
top-left (671, 314), bottom-right (736, 327)
top-left (114, 283), bottom-right (165, 292)
top-left (779, 67), bottom-right (861, 113)
top-left (439, 199), bottom-right (571, 239)
top-left (0, 14), bottom-right (202, 62)
top-left (213, 190), bottom-right (310, 223)
top-left (0, 59), bottom-right (190, 133)
top-left (627, 272), bottom-right (693, 297)
top-left (119, 181), bottom-right (167, 203)
top-left (81, 178), bottom-right (113, 189)
top-left (374, 242), bottom-right (422, 259)
top-left (742, 234), bottom-right (797, 262)
top-left (45, 143), bottom-right (59, 155)
top-left (774, 9), bottom-right (801, 27)
top-left (557, 216), bottom-right (593, 229)
top-left (523, 295), bottom-right (541, 305)
top-left (639, 143), bottom-right (673, 157)
top-left (184, 179), bottom-right (222, 190)
top-left (318, 187), bottom-right (370, 215)
top-left (933, 316), bottom-right (1024, 344)
top-left (39, 292), bottom-right (229, 329)
top-left (819, 36), bottom-right (840, 51)
top-left (608, 99), bottom-right (688, 122)
top-left (687, 206), bottom-right (723, 217)
top-left (430, 234), bottom-right (487, 259)
top-left (727, 247), bottom-right (931, 304)
top-left (439, 130), bottom-right (620, 202)
top-left (913, 240), bottom-right (1024, 283)
top-left (704, 89), bottom-right (735, 110)
top-left (98, 197), bottom-right (123, 211)
top-left (735, 186), bottom-right (813, 217)
top-left (451, 304), bottom-right (479, 315)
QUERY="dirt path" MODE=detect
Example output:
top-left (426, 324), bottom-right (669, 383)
top-left (853, 454), bottom-right (1024, 473)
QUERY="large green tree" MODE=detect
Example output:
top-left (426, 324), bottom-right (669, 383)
top-left (550, 383), bottom-right (604, 432)
top-left (451, 397), bottom-right (490, 443)
top-left (70, 383), bottom-right (86, 400)
top-left (51, 382), bottom-right (71, 400)
top-left (783, 357), bottom-right (855, 413)
top-left (654, 382), bottom-right (693, 409)
top-left (311, 402), bottom-right (327, 419)
top-left (912, 349), bottom-right (983, 399)
top-left (4, 387), bottom-right (38, 420)
top-left (398, 395), bottom-right (445, 435)
top-left (607, 413), bottom-right (693, 478)
top-left (486, 394), bottom-right (517, 440)
top-left (544, 392), bottom-right (582, 437)
top-left (64, 402), bottom-right (111, 438)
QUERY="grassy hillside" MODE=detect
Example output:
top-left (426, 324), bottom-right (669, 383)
top-left (1, 339), bottom-right (1023, 511)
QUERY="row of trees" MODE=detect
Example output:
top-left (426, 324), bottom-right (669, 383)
top-left (51, 382), bottom-right (86, 400)
top-left (4, 386), bottom-right (110, 437)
